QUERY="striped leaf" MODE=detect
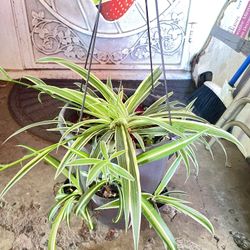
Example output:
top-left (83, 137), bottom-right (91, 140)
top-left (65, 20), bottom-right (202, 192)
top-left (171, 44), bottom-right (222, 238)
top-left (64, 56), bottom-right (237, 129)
top-left (113, 185), bottom-right (123, 223)
top-left (56, 124), bottom-right (107, 177)
top-left (87, 162), bottom-right (106, 185)
top-left (0, 145), bottom-right (55, 199)
top-left (4, 120), bottom-right (59, 143)
top-left (95, 199), bottom-right (120, 210)
top-left (90, 131), bottom-right (114, 158)
top-left (48, 196), bottom-right (75, 250)
top-left (25, 75), bottom-right (110, 117)
top-left (0, 66), bottom-right (11, 80)
top-left (67, 158), bottom-right (101, 166)
top-left (129, 116), bottom-right (184, 137)
top-left (170, 119), bottom-right (244, 152)
top-left (143, 93), bottom-right (173, 115)
top-left (132, 132), bottom-right (146, 152)
top-left (109, 163), bottom-right (135, 181)
top-left (63, 146), bottom-right (89, 159)
top-left (21, 145), bottom-right (80, 189)
top-left (110, 150), bottom-right (125, 160)
top-left (141, 196), bottom-right (177, 250)
top-left (132, 127), bottom-right (167, 137)
top-left (155, 195), bottom-right (214, 234)
top-left (76, 180), bottom-right (106, 215)
top-left (24, 75), bottom-right (47, 85)
top-left (120, 126), bottom-right (141, 250)
top-left (115, 126), bottom-right (130, 231)
top-left (48, 192), bottom-right (77, 222)
top-left (137, 132), bottom-right (204, 165)
top-left (37, 57), bottom-right (118, 103)
top-left (125, 67), bottom-right (162, 113)
top-left (154, 155), bottom-right (182, 195)
top-left (179, 149), bottom-right (191, 178)
top-left (100, 141), bottom-right (109, 159)
top-left (148, 111), bottom-right (207, 122)
top-left (58, 118), bottom-right (109, 146)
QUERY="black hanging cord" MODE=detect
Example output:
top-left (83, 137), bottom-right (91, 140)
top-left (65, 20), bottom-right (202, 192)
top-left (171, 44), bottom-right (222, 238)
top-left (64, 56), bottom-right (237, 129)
top-left (78, 0), bottom-right (102, 124)
top-left (144, 0), bottom-right (154, 92)
top-left (154, 0), bottom-right (173, 129)
top-left (80, 2), bottom-right (101, 92)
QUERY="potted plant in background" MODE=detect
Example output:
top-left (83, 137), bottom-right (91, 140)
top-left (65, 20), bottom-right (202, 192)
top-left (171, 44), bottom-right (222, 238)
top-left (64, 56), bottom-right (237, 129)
top-left (0, 57), bottom-right (243, 250)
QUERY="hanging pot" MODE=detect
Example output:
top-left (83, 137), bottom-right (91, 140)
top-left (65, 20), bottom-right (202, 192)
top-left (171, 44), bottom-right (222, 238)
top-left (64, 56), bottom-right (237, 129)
top-left (58, 88), bottom-right (173, 227)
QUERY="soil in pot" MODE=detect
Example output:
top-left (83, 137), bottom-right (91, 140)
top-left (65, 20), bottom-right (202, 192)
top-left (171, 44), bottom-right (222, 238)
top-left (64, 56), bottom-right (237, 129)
top-left (62, 174), bottom-right (171, 230)
top-left (89, 183), bottom-right (170, 229)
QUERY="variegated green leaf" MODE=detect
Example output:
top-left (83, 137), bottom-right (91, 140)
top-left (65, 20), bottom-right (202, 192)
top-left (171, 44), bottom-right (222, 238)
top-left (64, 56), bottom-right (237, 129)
top-left (137, 132), bottom-right (204, 165)
top-left (48, 197), bottom-right (74, 250)
top-left (109, 163), bottom-right (135, 181)
top-left (155, 196), bottom-right (214, 234)
top-left (179, 149), bottom-right (191, 178)
top-left (154, 155), bottom-right (182, 195)
top-left (21, 145), bottom-right (80, 189)
top-left (125, 67), bottom-right (162, 113)
top-left (0, 145), bottom-right (55, 199)
top-left (100, 141), bottom-right (109, 160)
top-left (110, 150), bottom-right (125, 160)
top-left (115, 126), bottom-right (130, 231)
top-left (113, 185), bottom-right (123, 223)
top-left (67, 158), bottom-right (101, 166)
top-left (141, 196), bottom-right (177, 250)
top-left (143, 93), bottom-right (173, 115)
top-left (3, 120), bottom-right (59, 143)
top-left (132, 132), bottom-right (146, 152)
top-left (76, 180), bottom-right (106, 215)
top-left (87, 162), bottom-right (106, 185)
top-left (48, 192), bottom-right (77, 222)
top-left (56, 124), bottom-right (107, 178)
top-left (129, 116), bottom-right (184, 137)
top-left (95, 198), bottom-right (120, 210)
top-left (37, 57), bottom-right (118, 103)
top-left (122, 126), bottom-right (141, 250)
top-left (0, 66), bottom-right (11, 80)
top-left (170, 119), bottom-right (244, 152)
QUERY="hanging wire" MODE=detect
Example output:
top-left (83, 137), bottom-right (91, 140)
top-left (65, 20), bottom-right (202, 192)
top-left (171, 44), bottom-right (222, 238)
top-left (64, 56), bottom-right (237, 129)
top-left (154, 0), bottom-right (173, 130)
top-left (80, 1), bottom-right (101, 92)
top-left (144, 0), bottom-right (154, 92)
top-left (78, 0), bottom-right (103, 124)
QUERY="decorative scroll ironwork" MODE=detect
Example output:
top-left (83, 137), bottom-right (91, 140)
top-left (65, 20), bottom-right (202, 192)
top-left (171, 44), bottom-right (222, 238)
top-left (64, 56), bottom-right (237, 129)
top-left (31, 11), bottom-right (88, 60)
top-left (31, 10), bottom-right (184, 64)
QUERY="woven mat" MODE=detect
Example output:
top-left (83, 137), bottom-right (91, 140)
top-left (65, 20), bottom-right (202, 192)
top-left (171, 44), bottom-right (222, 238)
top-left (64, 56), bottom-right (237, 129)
top-left (8, 81), bottom-right (76, 143)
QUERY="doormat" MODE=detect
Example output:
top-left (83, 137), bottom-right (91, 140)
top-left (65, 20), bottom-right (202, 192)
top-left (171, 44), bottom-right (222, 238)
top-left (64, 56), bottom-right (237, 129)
top-left (8, 81), bottom-right (71, 143)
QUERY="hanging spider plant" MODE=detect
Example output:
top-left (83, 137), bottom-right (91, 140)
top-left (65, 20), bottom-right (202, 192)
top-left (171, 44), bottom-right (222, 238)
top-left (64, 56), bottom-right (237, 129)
top-left (0, 57), bottom-right (244, 250)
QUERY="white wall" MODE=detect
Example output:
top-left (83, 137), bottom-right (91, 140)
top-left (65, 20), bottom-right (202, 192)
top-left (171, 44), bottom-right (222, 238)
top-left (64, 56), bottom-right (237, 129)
top-left (188, 0), bottom-right (226, 60)
top-left (0, 0), bottom-right (23, 69)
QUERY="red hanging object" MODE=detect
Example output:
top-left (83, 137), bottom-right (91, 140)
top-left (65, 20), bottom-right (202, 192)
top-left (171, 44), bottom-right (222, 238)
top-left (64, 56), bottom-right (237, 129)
top-left (98, 0), bottom-right (135, 21)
